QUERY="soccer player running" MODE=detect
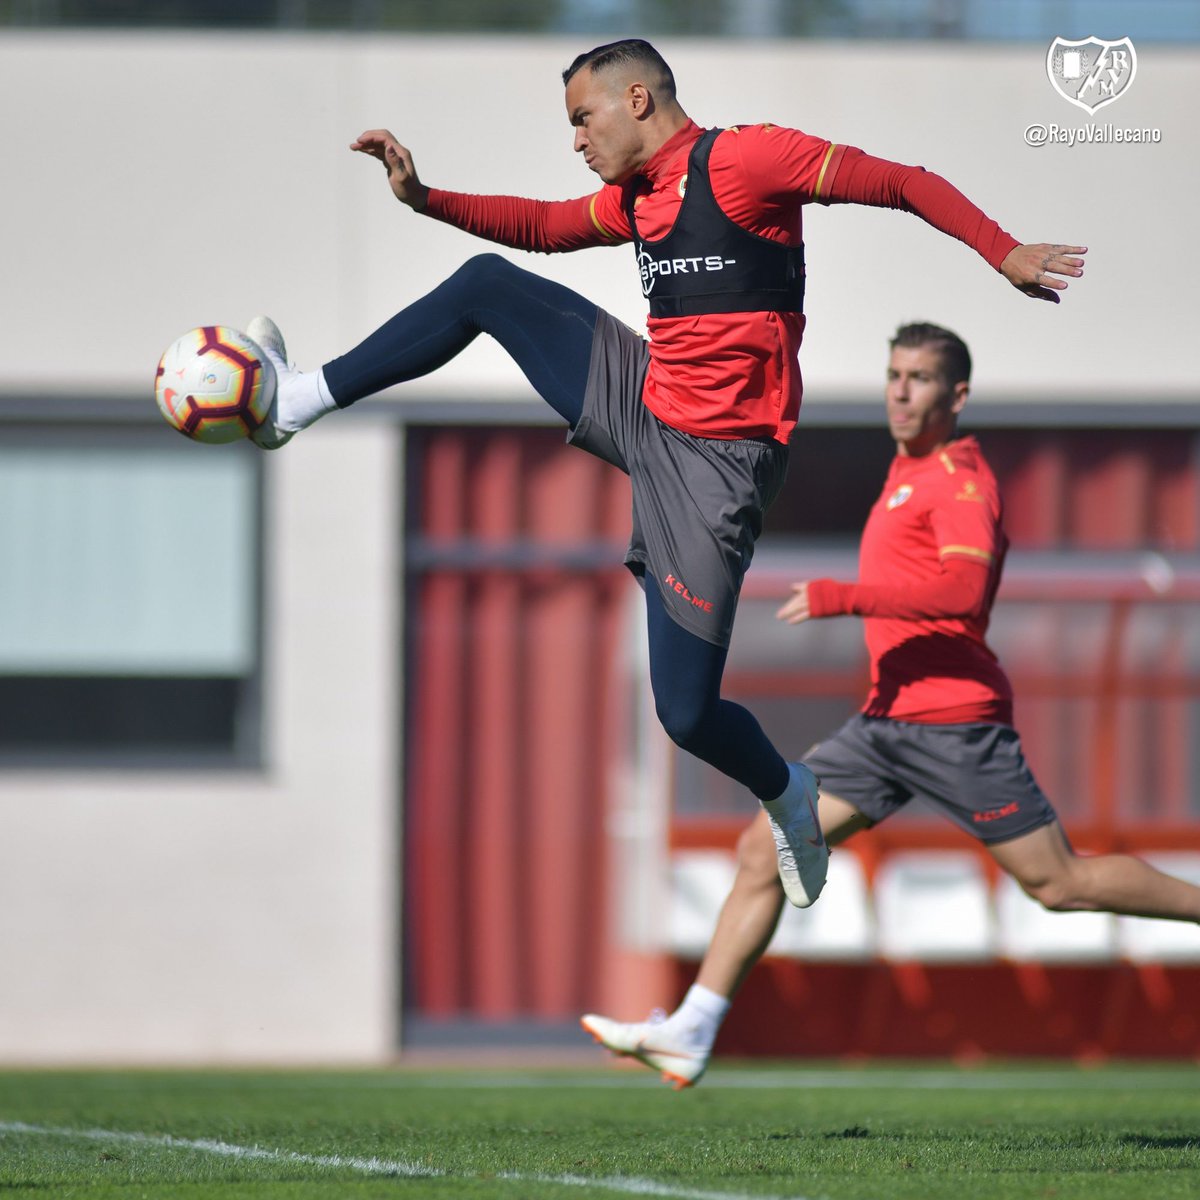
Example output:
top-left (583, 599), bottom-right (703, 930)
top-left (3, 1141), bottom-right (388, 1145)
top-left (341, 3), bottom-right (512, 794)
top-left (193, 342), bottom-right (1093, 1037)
top-left (581, 321), bottom-right (1200, 1090)
top-left (246, 39), bottom-right (1085, 911)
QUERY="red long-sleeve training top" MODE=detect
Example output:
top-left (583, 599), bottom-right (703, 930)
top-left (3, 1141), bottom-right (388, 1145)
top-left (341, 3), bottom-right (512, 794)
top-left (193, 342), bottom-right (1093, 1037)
top-left (423, 119), bottom-right (1019, 444)
top-left (806, 436), bottom-right (1014, 725)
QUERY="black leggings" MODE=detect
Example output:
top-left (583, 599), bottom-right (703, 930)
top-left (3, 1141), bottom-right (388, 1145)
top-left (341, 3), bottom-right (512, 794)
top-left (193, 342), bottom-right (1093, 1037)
top-left (324, 253), bottom-right (595, 427)
top-left (323, 254), bottom-right (789, 800)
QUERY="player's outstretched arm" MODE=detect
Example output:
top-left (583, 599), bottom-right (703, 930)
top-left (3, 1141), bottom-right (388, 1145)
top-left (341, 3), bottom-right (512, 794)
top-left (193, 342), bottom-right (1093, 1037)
top-left (350, 129), bottom-right (429, 211)
top-left (776, 582), bottom-right (814, 625)
top-left (779, 561), bottom-right (993, 624)
top-left (999, 243), bottom-right (1087, 303)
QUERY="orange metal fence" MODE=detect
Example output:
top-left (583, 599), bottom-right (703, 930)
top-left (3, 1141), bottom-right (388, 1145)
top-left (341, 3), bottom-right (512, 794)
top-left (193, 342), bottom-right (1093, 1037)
top-left (669, 570), bottom-right (1200, 1060)
top-left (405, 428), bottom-right (631, 1022)
top-left (403, 424), bottom-right (1200, 1057)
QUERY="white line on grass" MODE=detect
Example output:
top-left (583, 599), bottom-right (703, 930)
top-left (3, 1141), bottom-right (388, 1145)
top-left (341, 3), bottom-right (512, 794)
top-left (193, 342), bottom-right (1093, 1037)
top-left (0, 1121), bottom-right (433, 1178)
top-left (0, 1121), bottom-right (814, 1200)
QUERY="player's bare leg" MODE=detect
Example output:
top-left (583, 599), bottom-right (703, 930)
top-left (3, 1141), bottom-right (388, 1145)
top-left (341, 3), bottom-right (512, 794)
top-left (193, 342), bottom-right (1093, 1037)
top-left (990, 822), bottom-right (1200, 922)
top-left (697, 797), bottom-right (869, 998)
top-left (583, 795), bottom-right (866, 1088)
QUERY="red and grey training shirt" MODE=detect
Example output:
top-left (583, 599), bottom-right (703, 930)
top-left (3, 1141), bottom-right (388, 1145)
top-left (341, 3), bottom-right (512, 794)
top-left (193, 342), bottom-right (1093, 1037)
top-left (423, 119), bottom-right (1020, 444)
top-left (806, 436), bottom-right (1015, 726)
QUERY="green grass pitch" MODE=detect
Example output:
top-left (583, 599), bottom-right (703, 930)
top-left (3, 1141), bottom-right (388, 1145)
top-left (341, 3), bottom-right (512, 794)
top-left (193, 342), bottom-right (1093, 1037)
top-left (1, 1062), bottom-right (1198, 1198)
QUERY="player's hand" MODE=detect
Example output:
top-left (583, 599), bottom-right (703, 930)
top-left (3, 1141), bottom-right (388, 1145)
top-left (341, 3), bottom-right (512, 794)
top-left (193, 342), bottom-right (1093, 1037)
top-left (350, 129), bottom-right (429, 210)
top-left (776, 582), bottom-right (813, 625)
top-left (1000, 243), bottom-right (1087, 302)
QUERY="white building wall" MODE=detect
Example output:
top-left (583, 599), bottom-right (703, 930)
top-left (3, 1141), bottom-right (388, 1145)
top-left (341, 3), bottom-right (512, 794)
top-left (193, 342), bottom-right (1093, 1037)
top-left (1, 32), bottom-right (1196, 403)
top-left (0, 30), bottom-right (1195, 1064)
top-left (0, 423), bottom-right (399, 1063)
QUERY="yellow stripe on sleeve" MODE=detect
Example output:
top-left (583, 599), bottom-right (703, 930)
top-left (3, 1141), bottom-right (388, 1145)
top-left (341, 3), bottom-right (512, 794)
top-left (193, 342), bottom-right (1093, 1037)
top-left (813, 144), bottom-right (838, 200)
top-left (588, 194), bottom-right (617, 241)
top-left (939, 545), bottom-right (995, 564)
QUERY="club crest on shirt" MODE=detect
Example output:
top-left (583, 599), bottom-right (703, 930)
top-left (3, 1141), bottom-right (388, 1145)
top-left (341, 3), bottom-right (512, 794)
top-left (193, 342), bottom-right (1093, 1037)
top-left (886, 484), bottom-right (914, 510)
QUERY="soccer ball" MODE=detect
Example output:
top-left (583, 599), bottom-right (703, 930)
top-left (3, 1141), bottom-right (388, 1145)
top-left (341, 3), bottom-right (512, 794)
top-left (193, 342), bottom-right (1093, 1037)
top-left (154, 325), bottom-right (275, 444)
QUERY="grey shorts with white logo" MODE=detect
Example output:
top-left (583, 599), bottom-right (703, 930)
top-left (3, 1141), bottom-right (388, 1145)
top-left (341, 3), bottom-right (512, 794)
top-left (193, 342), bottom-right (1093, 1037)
top-left (567, 310), bottom-right (788, 647)
top-left (806, 714), bottom-right (1059, 844)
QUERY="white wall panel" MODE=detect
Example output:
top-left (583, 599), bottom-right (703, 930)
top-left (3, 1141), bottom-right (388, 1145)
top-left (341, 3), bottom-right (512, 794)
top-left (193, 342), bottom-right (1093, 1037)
top-left (1, 33), bottom-right (1195, 404)
top-left (0, 422), bottom-right (399, 1063)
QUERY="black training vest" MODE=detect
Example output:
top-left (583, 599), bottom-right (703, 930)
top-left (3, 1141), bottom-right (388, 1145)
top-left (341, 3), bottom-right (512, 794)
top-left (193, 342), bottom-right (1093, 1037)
top-left (625, 127), bottom-right (806, 320)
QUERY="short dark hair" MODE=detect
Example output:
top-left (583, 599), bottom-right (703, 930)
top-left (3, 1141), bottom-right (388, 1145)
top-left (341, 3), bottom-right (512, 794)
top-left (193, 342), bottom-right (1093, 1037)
top-left (562, 39), bottom-right (677, 101)
top-left (890, 322), bottom-right (972, 385)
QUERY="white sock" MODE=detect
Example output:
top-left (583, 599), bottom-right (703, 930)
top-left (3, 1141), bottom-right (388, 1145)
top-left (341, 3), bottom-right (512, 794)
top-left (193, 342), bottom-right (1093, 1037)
top-left (277, 367), bottom-right (339, 433)
top-left (667, 983), bottom-right (730, 1049)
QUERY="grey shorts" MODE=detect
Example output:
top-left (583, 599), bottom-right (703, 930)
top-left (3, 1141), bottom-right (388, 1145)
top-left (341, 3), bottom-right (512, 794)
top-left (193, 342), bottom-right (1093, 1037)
top-left (567, 310), bottom-right (788, 647)
top-left (806, 714), bottom-right (1059, 845)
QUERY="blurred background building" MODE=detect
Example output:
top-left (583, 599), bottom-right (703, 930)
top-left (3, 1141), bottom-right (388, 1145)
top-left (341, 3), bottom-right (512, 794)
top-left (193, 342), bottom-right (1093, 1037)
top-left (1, 2), bottom-right (1198, 1064)
top-left (4, 0), bottom-right (1200, 39)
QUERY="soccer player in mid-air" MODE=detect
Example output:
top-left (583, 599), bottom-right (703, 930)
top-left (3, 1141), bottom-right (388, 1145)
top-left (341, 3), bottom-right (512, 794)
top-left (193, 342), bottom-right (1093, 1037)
top-left (580, 322), bottom-right (1200, 1089)
top-left (245, 39), bottom-right (1085, 910)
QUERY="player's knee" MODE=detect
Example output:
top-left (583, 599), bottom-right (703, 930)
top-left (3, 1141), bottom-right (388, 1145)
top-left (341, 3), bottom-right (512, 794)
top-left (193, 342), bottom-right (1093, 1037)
top-left (653, 694), bottom-right (710, 754)
top-left (455, 252), bottom-right (518, 291)
top-left (656, 712), bottom-right (706, 756)
top-left (1019, 874), bottom-right (1077, 912)
top-left (734, 820), bottom-right (778, 885)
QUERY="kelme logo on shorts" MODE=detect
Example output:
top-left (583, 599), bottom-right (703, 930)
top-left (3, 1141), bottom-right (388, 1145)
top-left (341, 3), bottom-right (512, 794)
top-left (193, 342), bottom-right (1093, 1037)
top-left (664, 572), bottom-right (714, 614)
top-left (973, 801), bottom-right (1020, 824)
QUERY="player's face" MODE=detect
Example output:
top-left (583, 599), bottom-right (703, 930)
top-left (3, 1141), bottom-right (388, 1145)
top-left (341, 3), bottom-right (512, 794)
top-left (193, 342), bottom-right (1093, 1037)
top-left (885, 345), bottom-right (968, 457)
top-left (565, 67), bottom-right (646, 185)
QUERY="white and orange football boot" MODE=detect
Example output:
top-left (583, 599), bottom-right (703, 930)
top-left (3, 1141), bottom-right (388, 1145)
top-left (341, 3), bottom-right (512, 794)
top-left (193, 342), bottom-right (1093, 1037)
top-left (581, 1010), bottom-right (710, 1090)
